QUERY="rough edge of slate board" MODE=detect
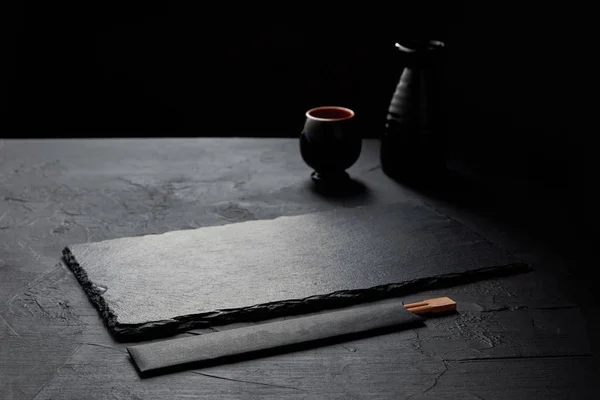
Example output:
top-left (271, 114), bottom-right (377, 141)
top-left (62, 245), bottom-right (530, 342)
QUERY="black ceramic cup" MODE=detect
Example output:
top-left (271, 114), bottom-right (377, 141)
top-left (299, 106), bottom-right (362, 186)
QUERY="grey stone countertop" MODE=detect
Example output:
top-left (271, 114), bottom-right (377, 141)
top-left (0, 138), bottom-right (597, 399)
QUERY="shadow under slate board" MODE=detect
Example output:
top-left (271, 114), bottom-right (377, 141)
top-left (62, 200), bottom-right (529, 341)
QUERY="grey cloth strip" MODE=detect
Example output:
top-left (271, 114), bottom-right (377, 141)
top-left (127, 301), bottom-right (424, 376)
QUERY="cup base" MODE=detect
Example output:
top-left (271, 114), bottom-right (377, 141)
top-left (310, 171), bottom-right (367, 197)
top-left (311, 171), bottom-right (351, 185)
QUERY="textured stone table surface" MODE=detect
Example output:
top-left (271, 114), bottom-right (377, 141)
top-left (0, 138), bottom-right (598, 399)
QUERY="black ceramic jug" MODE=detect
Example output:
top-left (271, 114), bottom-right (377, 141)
top-left (381, 40), bottom-right (446, 181)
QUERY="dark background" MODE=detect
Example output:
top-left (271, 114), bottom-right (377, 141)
top-left (3, 3), bottom-right (458, 138)
top-left (2, 3), bottom-right (593, 251)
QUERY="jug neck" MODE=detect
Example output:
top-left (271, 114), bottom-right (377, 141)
top-left (396, 40), bottom-right (445, 68)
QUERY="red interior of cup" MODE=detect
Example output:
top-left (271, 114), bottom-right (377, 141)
top-left (306, 106), bottom-right (354, 121)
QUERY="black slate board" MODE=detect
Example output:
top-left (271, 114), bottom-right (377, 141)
top-left (63, 201), bottom-right (529, 340)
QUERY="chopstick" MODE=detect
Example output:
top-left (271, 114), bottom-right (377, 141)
top-left (404, 297), bottom-right (457, 315)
